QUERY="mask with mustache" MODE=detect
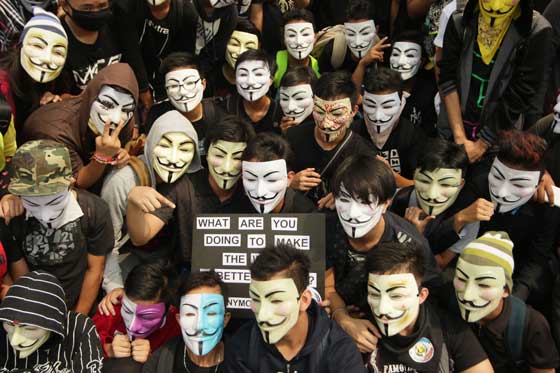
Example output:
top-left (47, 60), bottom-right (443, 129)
top-left (165, 69), bottom-right (204, 113)
top-left (242, 159), bottom-right (288, 213)
top-left (344, 20), bottom-right (376, 59)
top-left (180, 293), bottom-right (225, 356)
top-left (88, 85), bottom-right (135, 136)
top-left (284, 22), bottom-right (315, 60)
top-left (279, 84), bottom-right (314, 125)
top-left (236, 60), bottom-right (271, 102)
top-left (20, 27), bottom-right (68, 83)
top-left (207, 140), bottom-right (247, 190)
top-left (335, 184), bottom-right (385, 238)
top-left (414, 168), bottom-right (463, 216)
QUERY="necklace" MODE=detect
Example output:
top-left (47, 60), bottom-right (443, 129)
top-left (183, 345), bottom-right (221, 373)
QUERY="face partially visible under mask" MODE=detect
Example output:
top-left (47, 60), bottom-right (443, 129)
top-left (21, 190), bottom-right (71, 227)
top-left (454, 258), bottom-right (507, 323)
top-left (20, 28), bottom-right (68, 83)
top-left (3, 322), bottom-right (51, 359)
top-left (236, 60), bottom-right (271, 102)
top-left (335, 184), bottom-right (385, 239)
top-left (207, 140), bottom-right (247, 190)
top-left (367, 273), bottom-right (421, 337)
top-left (552, 94), bottom-right (560, 134)
top-left (488, 158), bottom-right (540, 213)
top-left (180, 293), bottom-right (225, 356)
top-left (284, 22), bottom-right (315, 60)
top-left (250, 278), bottom-right (301, 344)
top-left (226, 31), bottom-right (259, 69)
top-left (210, 0), bottom-right (236, 8)
top-left (89, 85), bottom-right (135, 136)
top-left (279, 84), bottom-right (314, 125)
top-left (344, 20), bottom-right (376, 59)
top-left (152, 132), bottom-right (196, 183)
top-left (390, 42), bottom-right (422, 81)
top-left (313, 96), bottom-right (353, 143)
top-left (414, 168), bottom-right (463, 216)
top-left (121, 295), bottom-right (166, 339)
top-left (242, 159), bottom-right (288, 214)
top-left (363, 91), bottom-right (402, 136)
top-left (165, 69), bottom-right (204, 113)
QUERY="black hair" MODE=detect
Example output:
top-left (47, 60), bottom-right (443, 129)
top-left (250, 243), bottom-right (310, 294)
top-left (179, 270), bottom-right (228, 308)
top-left (363, 66), bottom-right (403, 95)
top-left (331, 153), bottom-right (396, 204)
top-left (283, 8), bottom-right (315, 28)
top-left (0, 47), bottom-right (42, 109)
top-left (366, 241), bottom-right (425, 282)
top-left (242, 132), bottom-right (296, 171)
top-left (233, 17), bottom-right (262, 43)
top-left (392, 30), bottom-right (426, 60)
top-left (280, 66), bottom-right (318, 88)
top-left (235, 49), bottom-right (277, 76)
top-left (416, 138), bottom-right (468, 177)
top-left (204, 114), bottom-right (256, 150)
top-left (346, 0), bottom-right (371, 21)
top-left (314, 71), bottom-right (358, 106)
top-left (159, 52), bottom-right (202, 78)
top-left (124, 261), bottom-right (176, 305)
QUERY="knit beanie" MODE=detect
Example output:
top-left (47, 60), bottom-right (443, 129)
top-left (460, 231), bottom-right (514, 291)
top-left (19, 7), bottom-right (67, 43)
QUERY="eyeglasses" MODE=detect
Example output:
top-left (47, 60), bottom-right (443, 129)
top-left (166, 78), bottom-right (202, 95)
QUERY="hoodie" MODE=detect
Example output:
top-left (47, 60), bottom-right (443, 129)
top-left (223, 301), bottom-right (366, 373)
top-left (21, 63), bottom-right (139, 179)
top-left (0, 270), bottom-right (104, 372)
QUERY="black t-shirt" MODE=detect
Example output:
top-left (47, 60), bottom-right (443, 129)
top-left (173, 341), bottom-right (223, 373)
top-left (219, 94), bottom-right (282, 134)
top-left (476, 297), bottom-right (559, 372)
top-left (401, 69), bottom-right (439, 137)
top-left (2, 189), bottom-right (113, 308)
top-left (61, 19), bottom-right (123, 93)
top-left (286, 120), bottom-right (373, 202)
top-left (188, 168), bottom-right (248, 214)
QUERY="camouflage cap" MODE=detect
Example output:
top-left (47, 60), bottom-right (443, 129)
top-left (8, 140), bottom-right (73, 196)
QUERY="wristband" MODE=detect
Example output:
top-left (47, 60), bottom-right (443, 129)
top-left (92, 153), bottom-right (117, 165)
top-left (331, 306), bottom-right (348, 320)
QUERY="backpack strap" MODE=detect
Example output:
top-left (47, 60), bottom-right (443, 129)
top-left (128, 156), bottom-right (151, 187)
top-left (330, 26), bottom-right (347, 69)
top-left (506, 296), bottom-right (528, 368)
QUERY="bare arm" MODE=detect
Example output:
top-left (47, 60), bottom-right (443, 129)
top-left (530, 368), bottom-right (555, 373)
top-left (76, 161), bottom-right (107, 189)
top-left (442, 90), bottom-right (467, 143)
top-left (9, 258), bottom-right (29, 281)
top-left (75, 254), bottom-right (105, 315)
top-left (125, 187), bottom-right (173, 246)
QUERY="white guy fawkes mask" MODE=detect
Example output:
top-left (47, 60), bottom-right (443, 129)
top-left (414, 168), bottom-right (463, 216)
top-left (454, 258), bottom-right (507, 323)
top-left (284, 22), bottom-right (315, 60)
top-left (344, 20), bottom-right (376, 59)
top-left (390, 41), bottom-right (422, 81)
top-left (250, 278), bottom-right (301, 344)
top-left (21, 190), bottom-right (71, 227)
top-left (279, 84), bottom-right (314, 125)
top-left (180, 293), bottom-right (225, 356)
top-left (335, 184), bottom-right (385, 239)
top-left (313, 96), bottom-right (354, 143)
top-left (165, 69), bottom-right (204, 113)
top-left (488, 158), bottom-right (540, 213)
top-left (152, 132), bottom-right (196, 183)
top-left (552, 94), bottom-right (560, 134)
top-left (236, 60), bottom-right (271, 102)
top-left (20, 28), bottom-right (68, 83)
top-left (363, 91), bottom-right (402, 136)
top-left (210, 0), bottom-right (236, 8)
top-left (367, 273), bottom-right (421, 337)
top-left (226, 31), bottom-right (259, 69)
top-left (242, 159), bottom-right (288, 214)
top-left (3, 322), bottom-right (51, 359)
top-left (89, 85), bottom-right (135, 136)
top-left (207, 140), bottom-right (247, 190)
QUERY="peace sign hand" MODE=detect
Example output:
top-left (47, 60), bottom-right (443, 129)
top-left (95, 119), bottom-right (124, 159)
top-left (362, 37), bottom-right (391, 65)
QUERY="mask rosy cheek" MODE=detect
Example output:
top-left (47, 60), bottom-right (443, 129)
top-left (250, 303), bottom-right (257, 313)
top-left (453, 278), bottom-right (464, 290)
top-left (479, 288), bottom-right (502, 300)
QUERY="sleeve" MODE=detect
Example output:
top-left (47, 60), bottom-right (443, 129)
top-left (91, 311), bottom-right (120, 348)
top-left (425, 216), bottom-right (461, 251)
top-left (481, 24), bottom-right (553, 140)
top-left (0, 221), bottom-right (22, 263)
top-left (445, 314), bottom-right (489, 371)
top-left (85, 195), bottom-right (115, 256)
top-left (0, 242), bottom-right (7, 280)
top-left (437, 12), bottom-right (462, 97)
top-left (326, 323), bottom-right (367, 373)
top-left (71, 313), bottom-right (104, 372)
top-left (525, 307), bottom-right (560, 369)
top-left (433, 2), bottom-right (455, 48)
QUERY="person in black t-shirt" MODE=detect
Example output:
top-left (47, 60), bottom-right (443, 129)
top-left (356, 66), bottom-right (424, 187)
top-left (326, 153), bottom-right (441, 354)
top-left (286, 70), bottom-right (372, 208)
top-left (240, 132), bottom-right (316, 214)
top-left (453, 232), bottom-right (559, 373)
top-left (220, 49), bottom-right (282, 134)
top-left (364, 241), bottom-right (492, 372)
top-left (146, 52), bottom-right (227, 162)
top-left (278, 66), bottom-right (317, 133)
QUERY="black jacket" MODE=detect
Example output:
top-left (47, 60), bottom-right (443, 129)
top-left (438, 0), bottom-right (552, 144)
top-left (223, 301), bottom-right (366, 373)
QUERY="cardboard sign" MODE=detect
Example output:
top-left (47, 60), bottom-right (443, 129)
top-left (191, 214), bottom-right (326, 317)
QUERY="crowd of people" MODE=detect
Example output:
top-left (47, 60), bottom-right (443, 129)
top-left (0, 0), bottom-right (559, 371)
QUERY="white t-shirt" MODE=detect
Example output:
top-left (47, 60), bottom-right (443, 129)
top-left (434, 0), bottom-right (458, 48)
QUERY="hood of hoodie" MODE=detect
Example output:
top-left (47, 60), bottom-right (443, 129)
top-left (0, 270), bottom-right (67, 339)
top-left (462, 0), bottom-right (534, 36)
top-left (143, 110), bottom-right (202, 184)
top-left (78, 63), bottom-right (139, 144)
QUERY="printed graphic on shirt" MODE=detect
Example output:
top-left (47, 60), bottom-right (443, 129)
top-left (23, 220), bottom-right (84, 265)
top-left (408, 107), bottom-right (422, 127)
top-left (379, 149), bottom-right (401, 174)
top-left (72, 54), bottom-right (122, 90)
top-left (195, 18), bottom-right (221, 54)
top-left (396, 231), bottom-right (412, 244)
top-left (409, 337), bottom-right (434, 363)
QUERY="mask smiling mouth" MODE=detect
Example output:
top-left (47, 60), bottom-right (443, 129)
top-left (417, 194), bottom-right (451, 206)
top-left (391, 64), bottom-right (414, 72)
top-left (258, 318), bottom-right (286, 329)
top-left (173, 92), bottom-right (199, 102)
top-left (340, 215), bottom-right (373, 225)
top-left (489, 191), bottom-right (521, 204)
top-left (374, 310), bottom-right (405, 322)
top-left (239, 83), bottom-right (265, 91)
top-left (480, 3), bottom-right (515, 15)
top-left (185, 328), bottom-right (220, 338)
top-left (214, 168), bottom-right (241, 178)
top-left (457, 297), bottom-right (491, 309)
top-left (247, 192), bottom-right (278, 203)
top-left (29, 58), bottom-right (59, 72)
top-left (367, 115), bottom-right (393, 125)
top-left (157, 158), bottom-right (186, 171)
top-left (285, 108), bottom-right (307, 116)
